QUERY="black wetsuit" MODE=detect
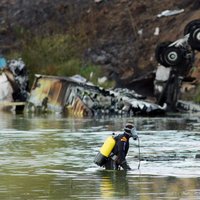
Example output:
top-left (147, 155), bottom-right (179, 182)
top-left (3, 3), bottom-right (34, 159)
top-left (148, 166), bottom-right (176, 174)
top-left (104, 133), bottom-right (131, 170)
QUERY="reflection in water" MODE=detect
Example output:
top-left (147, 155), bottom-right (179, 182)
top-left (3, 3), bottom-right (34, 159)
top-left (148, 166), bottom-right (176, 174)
top-left (95, 171), bottom-right (200, 200)
top-left (98, 171), bottom-right (129, 199)
top-left (0, 112), bottom-right (200, 199)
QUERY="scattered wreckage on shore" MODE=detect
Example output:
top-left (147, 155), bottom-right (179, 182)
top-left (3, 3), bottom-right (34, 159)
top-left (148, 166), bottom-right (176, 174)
top-left (0, 58), bottom-right (28, 112)
top-left (0, 58), bottom-right (167, 116)
top-left (1, 19), bottom-right (200, 116)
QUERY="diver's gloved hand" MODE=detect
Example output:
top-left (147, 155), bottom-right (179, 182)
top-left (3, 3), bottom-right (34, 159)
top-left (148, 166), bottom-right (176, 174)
top-left (131, 127), bottom-right (138, 140)
top-left (121, 160), bottom-right (131, 170)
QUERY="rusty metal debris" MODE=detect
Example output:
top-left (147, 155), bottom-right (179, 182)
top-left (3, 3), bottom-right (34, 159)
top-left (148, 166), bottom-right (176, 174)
top-left (25, 74), bottom-right (166, 116)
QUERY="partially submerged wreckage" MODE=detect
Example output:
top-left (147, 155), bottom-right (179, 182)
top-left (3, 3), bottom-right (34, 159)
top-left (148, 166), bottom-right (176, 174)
top-left (0, 19), bottom-right (200, 116)
top-left (0, 58), bottom-right (28, 112)
top-left (26, 74), bottom-right (166, 116)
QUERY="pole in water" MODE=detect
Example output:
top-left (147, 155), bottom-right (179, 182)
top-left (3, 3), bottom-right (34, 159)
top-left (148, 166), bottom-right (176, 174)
top-left (137, 137), bottom-right (141, 170)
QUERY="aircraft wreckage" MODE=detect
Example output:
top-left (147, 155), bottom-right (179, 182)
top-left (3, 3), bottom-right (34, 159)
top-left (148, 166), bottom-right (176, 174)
top-left (0, 19), bottom-right (200, 116)
top-left (0, 58), bottom-right (28, 112)
top-left (0, 59), bottom-right (167, 116)
top-left (25, 74), bottom-right (167, 116)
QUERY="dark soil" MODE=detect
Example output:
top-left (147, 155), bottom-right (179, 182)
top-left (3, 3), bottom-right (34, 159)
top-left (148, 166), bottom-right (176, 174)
top-left (0, 0), bottom-right (200, 87)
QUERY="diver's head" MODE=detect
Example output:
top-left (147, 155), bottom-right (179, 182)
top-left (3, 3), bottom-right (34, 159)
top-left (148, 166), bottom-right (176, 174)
top-left (124, 122), bottom-right (138, 140)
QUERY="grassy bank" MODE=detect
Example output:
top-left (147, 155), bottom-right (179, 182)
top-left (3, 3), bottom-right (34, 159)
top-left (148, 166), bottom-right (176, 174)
top-left (8, 32), bottom-right (114, 89)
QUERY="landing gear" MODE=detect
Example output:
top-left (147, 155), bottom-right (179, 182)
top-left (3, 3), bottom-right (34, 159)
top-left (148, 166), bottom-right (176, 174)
top-left (155, 41), bottom-right (172, 67)
top-left (162, 46), bottom-right (183, 67)
top-left (154, 19), bottom-right (200, 111)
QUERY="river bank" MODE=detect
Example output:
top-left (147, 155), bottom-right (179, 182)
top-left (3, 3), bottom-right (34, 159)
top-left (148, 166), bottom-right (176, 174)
top-left (1, 0), bottom-right (200, 89)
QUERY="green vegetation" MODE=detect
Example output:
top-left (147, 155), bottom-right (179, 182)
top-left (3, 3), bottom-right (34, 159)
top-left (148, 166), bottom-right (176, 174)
top-left (8, 32), bottom-right (115, 89)
top-left (193, 85), bottom-right (200, 103)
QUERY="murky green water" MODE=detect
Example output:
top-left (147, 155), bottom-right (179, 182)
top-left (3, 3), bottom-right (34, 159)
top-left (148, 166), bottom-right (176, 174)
top-left (0, 112), bottom-right (200, 199)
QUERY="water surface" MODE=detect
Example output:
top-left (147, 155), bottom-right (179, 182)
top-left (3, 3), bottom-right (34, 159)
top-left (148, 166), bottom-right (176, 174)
top-left (0, 112), bottom-right (200, 199)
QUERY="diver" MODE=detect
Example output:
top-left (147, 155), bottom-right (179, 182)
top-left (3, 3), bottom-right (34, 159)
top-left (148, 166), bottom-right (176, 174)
top-left (94, 122), bottom-right (138, 171)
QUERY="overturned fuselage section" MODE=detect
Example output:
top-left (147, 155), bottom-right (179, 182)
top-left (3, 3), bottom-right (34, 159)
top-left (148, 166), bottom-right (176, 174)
top-left (25, 74), bottom-right (166, 116)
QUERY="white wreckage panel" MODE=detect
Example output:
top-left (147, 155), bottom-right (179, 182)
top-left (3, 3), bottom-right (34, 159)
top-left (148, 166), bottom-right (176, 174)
top-left (0, 58), bottom-right (29, 112)
top-left (0, 73), bottom-right (13, 102)
top-left (0, 73), bottom-right (14, 111)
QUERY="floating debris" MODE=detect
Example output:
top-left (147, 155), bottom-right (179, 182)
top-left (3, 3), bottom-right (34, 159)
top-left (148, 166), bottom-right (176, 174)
top-left (140, 155), bottom-right (186, 162)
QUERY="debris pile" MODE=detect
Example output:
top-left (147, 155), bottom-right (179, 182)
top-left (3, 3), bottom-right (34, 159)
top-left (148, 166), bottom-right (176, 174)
top-left (26, 74), bottom-right (166, 116)
top-left (0, 58), bottom-right (29, 111)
